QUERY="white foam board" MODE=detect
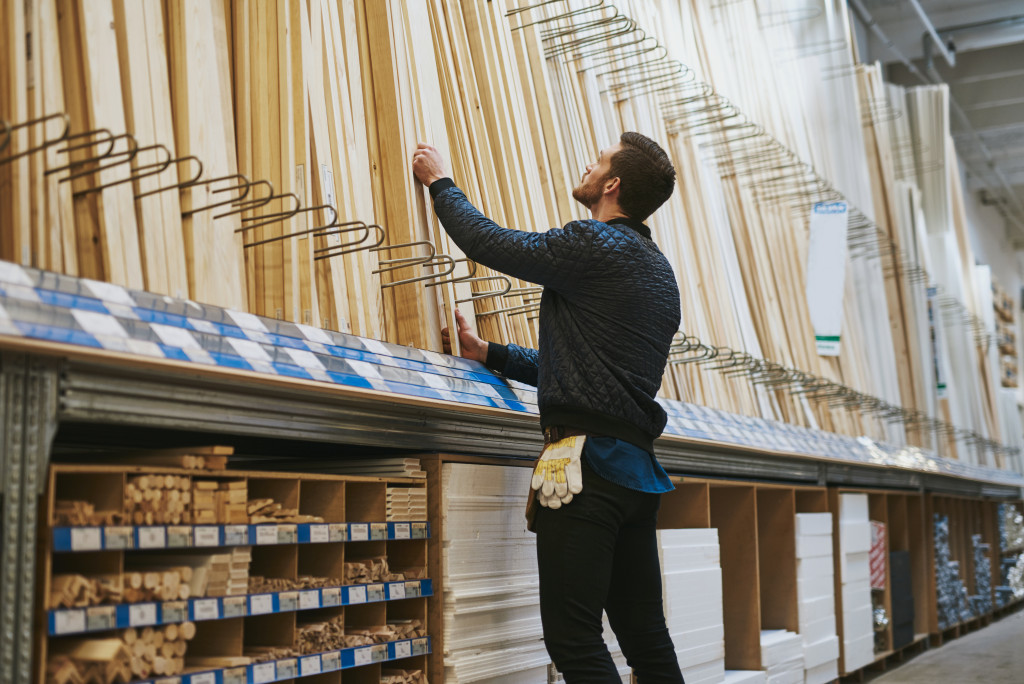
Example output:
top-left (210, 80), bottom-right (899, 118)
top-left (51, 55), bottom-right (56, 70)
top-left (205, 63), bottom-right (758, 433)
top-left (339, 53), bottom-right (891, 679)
top-left (841, 604), bottom-right (873, 642)
top-left (795, 513), bottom-right (832, 537)
top-left (804, 658), bottom-right (838, 684)
top-left (842, 633), bottom-right (875, 672)
top-left (799, 595), bottom-right (835, 624)
top-left (840, 522), bottom-right (871, 554)
top-left (841, 551), bottom-right (870, 582)
top-left (840, 578), bottom-right (870, 607)
top-left (802, 635), bottom-right (839, 669)
top-left (681, 657), bottom-right (725, 684)
top-left (797, 574), bottom-right (835, 602)
top-left (799, 613), bottom-right (837, 641)
top-left (797, 534), bottom-right (833, 559)
top-left (798, 556), bottom-right (834, 579)
top-left (724, 671), bottom-right (767, 684)
top-left (839, 494), bottom-right (869, 522)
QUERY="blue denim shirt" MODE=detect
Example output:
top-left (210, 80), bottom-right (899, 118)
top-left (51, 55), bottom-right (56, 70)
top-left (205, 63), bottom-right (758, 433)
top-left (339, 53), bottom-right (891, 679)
top-left (583, 436), bottom-right (674, 494)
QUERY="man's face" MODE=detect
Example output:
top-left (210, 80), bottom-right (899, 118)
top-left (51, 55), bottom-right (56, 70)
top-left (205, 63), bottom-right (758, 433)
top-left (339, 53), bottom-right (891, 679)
top-left (572, 143), bottom-right (620, 209)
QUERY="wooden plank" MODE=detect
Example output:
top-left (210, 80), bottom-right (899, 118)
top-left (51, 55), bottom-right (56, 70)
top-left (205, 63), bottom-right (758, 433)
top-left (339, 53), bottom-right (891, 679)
top-left (0, 0), bottom-right (30, 266)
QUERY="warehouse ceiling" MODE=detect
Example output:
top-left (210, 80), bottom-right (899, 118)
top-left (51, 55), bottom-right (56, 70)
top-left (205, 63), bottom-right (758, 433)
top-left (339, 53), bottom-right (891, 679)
top-left (854, 0), bottom-right (1024, 238)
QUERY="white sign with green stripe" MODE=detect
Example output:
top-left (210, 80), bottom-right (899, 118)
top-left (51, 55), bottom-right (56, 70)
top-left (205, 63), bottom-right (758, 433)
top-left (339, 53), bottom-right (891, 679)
top-left (806, 201), bottom-right (849, 356)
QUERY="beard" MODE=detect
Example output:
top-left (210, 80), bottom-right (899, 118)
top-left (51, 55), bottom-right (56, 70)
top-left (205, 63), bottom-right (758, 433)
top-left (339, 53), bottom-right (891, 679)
top-left (572, 172), bottom-right (605, 209)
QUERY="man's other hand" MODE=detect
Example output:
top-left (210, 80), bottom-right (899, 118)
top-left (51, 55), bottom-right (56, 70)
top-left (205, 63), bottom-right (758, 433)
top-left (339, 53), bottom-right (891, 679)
top-left (412, 143), bottom-right (447, 187)
top-left (441, 309), bottom-right (488, 363)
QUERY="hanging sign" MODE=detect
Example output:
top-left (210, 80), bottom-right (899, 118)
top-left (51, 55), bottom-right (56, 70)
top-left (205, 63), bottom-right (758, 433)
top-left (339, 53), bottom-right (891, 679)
top-left (806, 201), bottom-right (849, 356)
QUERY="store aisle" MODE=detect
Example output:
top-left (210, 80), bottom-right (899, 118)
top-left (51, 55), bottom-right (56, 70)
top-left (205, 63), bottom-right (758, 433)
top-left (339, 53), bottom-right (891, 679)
top-left (872, 611), bottom-right (1024, 683)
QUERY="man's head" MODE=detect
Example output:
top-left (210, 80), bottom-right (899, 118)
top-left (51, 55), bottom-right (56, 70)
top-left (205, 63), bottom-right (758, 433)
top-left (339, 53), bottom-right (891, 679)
top-left (571, 132), bottom-right (676, 222)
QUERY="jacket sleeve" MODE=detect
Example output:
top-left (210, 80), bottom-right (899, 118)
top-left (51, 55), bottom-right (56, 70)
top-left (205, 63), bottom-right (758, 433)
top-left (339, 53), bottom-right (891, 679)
top-left (430, 179), bottom-right (598, 292)
top-left (486, 342), bottom-right (539, 387)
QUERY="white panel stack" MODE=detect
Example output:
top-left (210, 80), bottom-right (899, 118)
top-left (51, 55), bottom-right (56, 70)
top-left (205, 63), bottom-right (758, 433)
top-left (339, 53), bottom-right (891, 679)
top-left (796, 513), bottom-right (839, 684)
top-left (442, 464), bottom-right (551, 683)
top-left (659, 529), bottom-right (726, 684)
top-left (760, 630), bottom-right (803, 684)
top-left (839, 494), bottom-right (874, 672)
top-left (723, 671), bottom-right (767, 684)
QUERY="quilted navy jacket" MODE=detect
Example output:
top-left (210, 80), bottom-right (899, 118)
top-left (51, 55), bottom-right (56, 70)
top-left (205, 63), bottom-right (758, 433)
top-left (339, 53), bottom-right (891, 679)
top-left (430, 178), bottom-right (681, 453)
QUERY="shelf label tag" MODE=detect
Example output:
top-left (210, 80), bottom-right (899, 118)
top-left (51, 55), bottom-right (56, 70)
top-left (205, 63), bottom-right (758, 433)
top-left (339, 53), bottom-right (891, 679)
top-left (128, 603), bottom-right (157, 627)
top-left (252, 662), bottom-right (275, 684)
top-left (354, 647), bottom-right (372, 667)
top-left (321, 651), bottom-right (341, 671)
top-left (394, 523), bottom-right (411, 540)
top-left (390, 582), bottom-right (406, 600)
top-left (299, 590), bottom-right (320, 610)
top-left (255, 525), bottom-right (278, 545)
top-left (279, 592), bottom-right (298, 611)
top-left (328, 523), bottom-right (347, 542)
top-left (192, 599), bottom-right (219, 621)
top-left (309, 524), bottom-right (329, 543)
top-left (138, 526), bottom-right (167, 549)
top-left (224, 525), bottom-right (248, 546)
top-left (322, 587), bottom-right (341, 607)
top-left (300, 656), bottom-right (321, 676)
top-left (70, 527), bottom-right (102, 551)
top-left (86, 606), bottom-right (116, 631)
top-left (223, 596), bottom-right (246, 618)
top-left (54, 610), bottom-right (86, 635)
top-left (191, 673), bottom-right (215, 684)
top-left (193, 526), bottom-right (219, 547)
top-left (350, 523), bottom-right (369, 541)
top-left (367, 584), bottom-right (384, 602)
top-left (395, 640), bottom-right (412, 660)
top-left (250, 594), bottom-right (273, 615)
top-left (105, 526), bottom-right (133, 549)
top-left (348, 585), bottom-right (367, 604)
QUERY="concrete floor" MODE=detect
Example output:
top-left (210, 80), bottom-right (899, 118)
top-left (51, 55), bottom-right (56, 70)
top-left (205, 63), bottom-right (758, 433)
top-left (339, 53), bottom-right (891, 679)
top-left (869, 611), bottom-right (1024, 683)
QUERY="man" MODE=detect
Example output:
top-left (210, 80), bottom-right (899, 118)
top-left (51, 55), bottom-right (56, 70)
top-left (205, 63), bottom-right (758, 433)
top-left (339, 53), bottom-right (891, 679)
top-left (412, 132), bottom-right (684, 682)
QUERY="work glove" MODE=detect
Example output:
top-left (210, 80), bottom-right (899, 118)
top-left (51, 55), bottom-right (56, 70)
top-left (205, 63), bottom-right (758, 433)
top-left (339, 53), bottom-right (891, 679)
top-left (531, 436), bottom-right (585, 509)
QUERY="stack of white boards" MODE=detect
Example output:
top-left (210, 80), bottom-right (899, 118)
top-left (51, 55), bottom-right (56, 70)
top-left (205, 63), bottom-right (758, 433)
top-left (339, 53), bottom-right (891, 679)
top-left (659, 528), bottom-right (726, 684)
top-left (441, 463), bottom-right (551, 683)
top-left (723, 671), bottom-right (767, 684)
top-left (839, 494), bottom-right (874, 672)
top-left (796, 513), bottom-right (839, 684)
top-left (760, 630), bottom-right (803, 683)
top-left (386, 486), bottom-right (427, 522)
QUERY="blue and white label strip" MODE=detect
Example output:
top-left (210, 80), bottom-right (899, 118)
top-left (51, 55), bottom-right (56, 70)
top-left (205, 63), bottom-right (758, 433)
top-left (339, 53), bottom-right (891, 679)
top-left (1, 260), bottom-right (1021, 487)
top-left (128, 637), bottom-right (430, 684)
top-left (48, 579), bottom-right (434, 636)
top-left (52, 521), bottom-right (429, 552)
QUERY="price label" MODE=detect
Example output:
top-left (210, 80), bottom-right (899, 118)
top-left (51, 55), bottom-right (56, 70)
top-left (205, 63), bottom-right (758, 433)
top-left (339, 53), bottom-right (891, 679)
top-left (162, 601), bottom-right (187, 623)
top-left (393, 523), bottom-right (411, 540)
top-left (154, 678), bottom-right (181, 684)
top-left (167, 526), bottom-right (191, 548)
top-left (390, 582), bottom-right (406, 600)
top-left (138, 526), bottom-right (167, 549)
top-left (190, 672), bottom-right (215, 684)
top-left (54, 610), bottom-right (86, 635)
top-left (70, 527), bottom-right (102, 551)
top-left (354, 647), bottom-right (372, 667)
top-left (300, 656), bottom-right (321, 676)
top-left (224, 525), bottom-right (248, 546)
top-left (411, 523), bottom-right (427, 539)
top-left (405, 581), bottom-right (420, 598)
top-left (367, 584), bottom-right (384, 602)
top-left (249, 594), bottom-right (273, 615)
top-left (279, 592), bottom-right (298, 611)
top-left (193, 526), bottom-right (219, 547)
top-left (394, 640), bottom-right (412, 660)
top-left (348, 585), bottom-right (367, 604)
top-left (298, 591), bottom-right (320, 610)
top-left (371, 644), bottom-right (387, 662)
top-left (86, 606), bottom-right (116, 631)
top-left (328, 523), bottom-right (347, 542)
top-left (349, 523), bottom-right (369, 541)
top-left (370, 523), bottom-right (388, 540)
top-left (321, 651), bottom-right (341, 671)
top-left (192, 598), bottom-right (219, 621)
top-left (128, 603), bottom-right (158, 626)
top-left (252, 662), bottom-right (275, 684)
top-left (412, 637), bottom-right (429, 656)
top-left (255, 525), bottom-right (278, 545)
top-left (308, 524), bottom-right (329, 543)
top-left (105, 526), bottom-right (133, 549)
top-left (276, 659), bottom-right (297, 679)
top-left (223, 596), bottom-right (246, 618)
top-left (322, 587), bottom-right (341, 607)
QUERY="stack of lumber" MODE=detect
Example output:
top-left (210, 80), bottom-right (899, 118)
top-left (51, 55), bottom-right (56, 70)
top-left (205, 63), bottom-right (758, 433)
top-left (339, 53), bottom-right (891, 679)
top-left (204, 547), bottom-right (251, 597)
top-left (112, 445), bottom-right (232, 470)
top-left (248, 574), bottom-right (345, 594)
top-left (53, 501), bottom-right (125, 526)
top-left (48, 623), bottom-right (195, 683)
top-left (49, 574), bottom-right (122, 609)
top-left (387, 486), bottom-right (428, 521)
top-left (0, 0), bottom-right (1016, 463)
top-left (121, 565), bottom-right (194, 602)
top-left (328, 458), bottom-right (426, 479)
top-left (381, 669), bottom-right (427, 684)
top-left (191, 479), bottom-right (248, 524)
top-left (123, 547), bottom-right (251, 599)
top-left (125, 474), bottom-right (190, 525)
top-left (247, 497), bottom-right (323, 524)
top-left (344, 556), bottom-right (407, 584)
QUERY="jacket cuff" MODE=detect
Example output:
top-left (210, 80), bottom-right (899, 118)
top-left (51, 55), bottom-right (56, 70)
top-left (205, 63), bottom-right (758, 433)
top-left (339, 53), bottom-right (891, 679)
top-left (485, 342), bottom-right (509, 373)
top-left (429, 177), bottom-right (456, 200)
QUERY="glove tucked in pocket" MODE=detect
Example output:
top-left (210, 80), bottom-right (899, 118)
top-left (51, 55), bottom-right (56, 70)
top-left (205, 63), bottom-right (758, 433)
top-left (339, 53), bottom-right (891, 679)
top-left (525, 436), bottom-right (585, 531)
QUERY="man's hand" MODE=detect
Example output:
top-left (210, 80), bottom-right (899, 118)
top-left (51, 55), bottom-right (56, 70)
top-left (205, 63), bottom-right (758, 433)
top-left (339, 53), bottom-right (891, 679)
top-left (441, 309), bottom-right (488, 363)
top-left (412, 143), bottom-right (447, 187)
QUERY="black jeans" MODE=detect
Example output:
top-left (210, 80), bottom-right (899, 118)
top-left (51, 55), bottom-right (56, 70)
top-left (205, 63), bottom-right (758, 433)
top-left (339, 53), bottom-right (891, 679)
top-left (535, 462), bottom-right (685, 683)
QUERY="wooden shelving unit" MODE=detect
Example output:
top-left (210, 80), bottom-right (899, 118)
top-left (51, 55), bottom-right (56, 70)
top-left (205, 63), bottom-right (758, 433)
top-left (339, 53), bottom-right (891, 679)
top-left (38, 465), bottom-right (431, 684)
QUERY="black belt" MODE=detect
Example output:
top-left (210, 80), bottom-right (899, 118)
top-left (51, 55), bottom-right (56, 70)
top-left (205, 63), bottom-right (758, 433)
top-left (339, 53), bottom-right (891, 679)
top-left (543, 426), bottom-right (588, 444)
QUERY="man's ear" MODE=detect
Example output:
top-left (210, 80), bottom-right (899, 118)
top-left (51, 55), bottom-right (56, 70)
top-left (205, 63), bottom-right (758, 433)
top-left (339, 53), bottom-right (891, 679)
top-left (603, 176), bottom-right (620, 196)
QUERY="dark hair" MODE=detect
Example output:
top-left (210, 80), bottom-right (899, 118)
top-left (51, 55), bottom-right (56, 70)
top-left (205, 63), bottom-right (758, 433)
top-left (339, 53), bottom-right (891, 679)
top-left (607, 132), bottom-right (676, 221)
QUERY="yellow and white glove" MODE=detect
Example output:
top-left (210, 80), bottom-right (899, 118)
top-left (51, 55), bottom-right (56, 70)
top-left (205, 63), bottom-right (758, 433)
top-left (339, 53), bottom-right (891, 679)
top-left (531, 436), bottom-right (585, 509)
